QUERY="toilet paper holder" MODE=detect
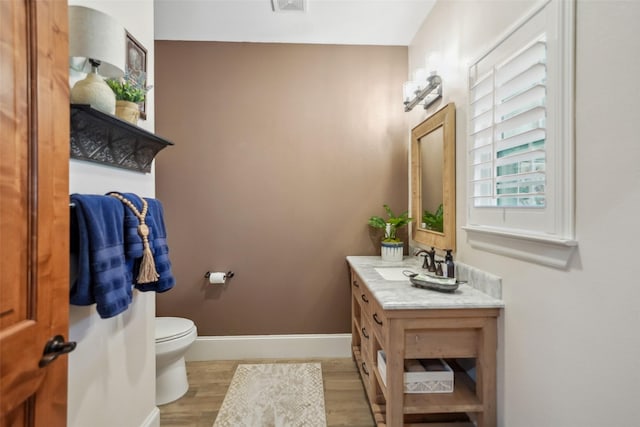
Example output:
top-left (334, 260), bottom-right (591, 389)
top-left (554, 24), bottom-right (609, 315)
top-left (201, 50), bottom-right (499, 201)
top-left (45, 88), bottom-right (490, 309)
top-left (204, 271), bottom-right (235, 279)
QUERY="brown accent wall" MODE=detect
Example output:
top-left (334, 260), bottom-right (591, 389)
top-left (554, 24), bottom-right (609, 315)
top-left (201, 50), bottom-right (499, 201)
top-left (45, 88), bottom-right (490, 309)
top-left (155, 41), bottom-right (408, 335)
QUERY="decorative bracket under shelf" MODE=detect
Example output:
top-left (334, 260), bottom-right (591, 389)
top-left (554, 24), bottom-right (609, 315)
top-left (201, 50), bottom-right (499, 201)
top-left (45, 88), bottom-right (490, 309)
top-left (70, 104), bottom-right (174, 173)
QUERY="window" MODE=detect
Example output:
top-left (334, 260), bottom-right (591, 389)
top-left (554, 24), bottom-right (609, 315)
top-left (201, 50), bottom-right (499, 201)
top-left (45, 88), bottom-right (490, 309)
top-left (470, 38), bottom-right (547, 209)
top-left (464, 0), bottom-right (576, 268)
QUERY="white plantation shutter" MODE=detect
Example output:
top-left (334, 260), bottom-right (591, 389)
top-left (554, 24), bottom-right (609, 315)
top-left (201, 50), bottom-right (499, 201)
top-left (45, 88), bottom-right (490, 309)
top-left (464, 0), bottom-right (576, 268)
top-left (469, 36), bottom-right (547, 208)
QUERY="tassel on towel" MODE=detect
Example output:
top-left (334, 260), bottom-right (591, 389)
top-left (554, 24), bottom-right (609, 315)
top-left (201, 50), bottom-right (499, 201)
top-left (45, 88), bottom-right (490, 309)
top-left (136, 222), bottom-right (160, 284)
top-left (109, 192), bottom-right (160, 284)
top-left (138, 243), bottom-right (160, 283)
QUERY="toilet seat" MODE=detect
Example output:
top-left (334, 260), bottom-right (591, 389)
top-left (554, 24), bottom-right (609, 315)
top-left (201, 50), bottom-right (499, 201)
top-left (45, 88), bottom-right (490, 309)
top-left (156, 317), bottom-right (196, 343)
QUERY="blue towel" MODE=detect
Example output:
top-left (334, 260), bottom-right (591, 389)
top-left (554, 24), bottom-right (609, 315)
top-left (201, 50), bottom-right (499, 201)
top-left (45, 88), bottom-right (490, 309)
top-left (70, 193), bottom-right (176, 318)
top-left (114, 192), bottom-right (175, 293)
top-left (139, 198), bottom-right (175, 292)
top-left (70, 194), bottom-right (132, 318)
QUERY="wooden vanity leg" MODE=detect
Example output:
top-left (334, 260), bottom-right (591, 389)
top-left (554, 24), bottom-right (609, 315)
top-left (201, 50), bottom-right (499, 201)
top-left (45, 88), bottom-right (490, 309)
top-left (476, 317), bottom-right (497, 427)
top-left (386, 320), bottom-right (405, 427)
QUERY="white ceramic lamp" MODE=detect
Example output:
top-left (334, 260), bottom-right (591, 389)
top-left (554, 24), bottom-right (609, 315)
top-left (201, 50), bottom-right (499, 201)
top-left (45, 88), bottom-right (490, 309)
top-left (69, 6), bottom-right (126, 114)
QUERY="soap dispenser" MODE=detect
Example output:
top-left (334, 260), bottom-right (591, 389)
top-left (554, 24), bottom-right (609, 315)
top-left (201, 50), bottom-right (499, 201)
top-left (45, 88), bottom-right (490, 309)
top-left (444, 249), bottom-right (455, 278)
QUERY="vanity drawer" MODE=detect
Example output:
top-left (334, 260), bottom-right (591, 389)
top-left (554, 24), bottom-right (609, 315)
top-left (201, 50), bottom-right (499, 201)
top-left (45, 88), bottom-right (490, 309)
top-left (359, 315), bottom-right (374, 359)
top-left (370, 302), bottom-right (388, 346)
top-left (351, 271), bottom-right (362, 291)
top-left (405, 328), bottom-right (478, 359)
top-left (357, 355), bottom-right (376, 401)
top-left (352, 272), bottom-right (373, 315)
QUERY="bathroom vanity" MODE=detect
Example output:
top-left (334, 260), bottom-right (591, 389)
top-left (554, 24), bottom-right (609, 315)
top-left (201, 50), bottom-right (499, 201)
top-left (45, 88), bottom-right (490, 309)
top-left (347, 256), bottom-right (503, 427)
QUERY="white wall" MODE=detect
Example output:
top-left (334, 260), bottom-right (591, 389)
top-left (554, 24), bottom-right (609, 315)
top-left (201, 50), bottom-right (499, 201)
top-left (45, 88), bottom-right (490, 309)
top-left (409, 1), bottom-right (640, 426)
top-left (67, 1), bottom-right (159, 426)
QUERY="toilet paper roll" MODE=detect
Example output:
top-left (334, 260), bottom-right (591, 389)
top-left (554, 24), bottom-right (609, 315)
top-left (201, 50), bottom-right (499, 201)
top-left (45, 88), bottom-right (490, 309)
top-left (208, 272), bottom-right (226, 284)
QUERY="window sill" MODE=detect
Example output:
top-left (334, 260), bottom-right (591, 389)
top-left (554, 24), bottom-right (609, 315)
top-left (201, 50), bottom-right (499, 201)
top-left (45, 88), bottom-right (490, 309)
top-left (462, 225), bottom-right (577, 269)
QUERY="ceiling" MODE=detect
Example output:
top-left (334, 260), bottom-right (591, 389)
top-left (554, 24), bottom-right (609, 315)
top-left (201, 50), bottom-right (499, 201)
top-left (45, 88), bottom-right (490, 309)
top-left (154, 0), bottom-right (436, 46)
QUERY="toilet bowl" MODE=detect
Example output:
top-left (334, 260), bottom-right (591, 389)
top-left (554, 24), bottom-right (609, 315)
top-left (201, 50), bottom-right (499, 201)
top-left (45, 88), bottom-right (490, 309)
top-left (155, 317), bottom-right (197, 405)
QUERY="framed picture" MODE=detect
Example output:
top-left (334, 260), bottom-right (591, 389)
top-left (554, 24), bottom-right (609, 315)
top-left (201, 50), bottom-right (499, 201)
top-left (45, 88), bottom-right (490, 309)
top-left (125, 31), bottom-right (147, 120)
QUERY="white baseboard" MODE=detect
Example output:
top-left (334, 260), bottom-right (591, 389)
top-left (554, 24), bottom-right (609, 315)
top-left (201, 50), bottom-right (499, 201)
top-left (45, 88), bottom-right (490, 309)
top-left (140, 407), bottom-right (160, 427)
top-left (185, 333), bottom-right (352, 361)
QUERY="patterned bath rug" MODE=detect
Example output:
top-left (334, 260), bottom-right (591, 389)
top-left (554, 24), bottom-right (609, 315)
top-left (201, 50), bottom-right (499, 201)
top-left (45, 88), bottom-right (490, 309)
top-left (213, 363), bottom-right (327, 427)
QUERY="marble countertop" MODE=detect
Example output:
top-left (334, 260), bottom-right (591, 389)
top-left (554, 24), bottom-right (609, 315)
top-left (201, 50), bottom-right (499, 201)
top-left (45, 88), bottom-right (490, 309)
top-left (346, 256), bottom-right (504, 310)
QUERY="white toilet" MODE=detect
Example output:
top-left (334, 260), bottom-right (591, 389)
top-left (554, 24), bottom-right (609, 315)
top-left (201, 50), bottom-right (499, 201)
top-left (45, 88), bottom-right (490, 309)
top-left (155, 317), bottom-right (197, 405)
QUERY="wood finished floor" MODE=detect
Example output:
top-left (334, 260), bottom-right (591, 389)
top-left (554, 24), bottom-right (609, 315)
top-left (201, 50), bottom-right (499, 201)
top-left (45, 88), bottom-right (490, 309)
top-left (159, 358), bottom-right (375, 427)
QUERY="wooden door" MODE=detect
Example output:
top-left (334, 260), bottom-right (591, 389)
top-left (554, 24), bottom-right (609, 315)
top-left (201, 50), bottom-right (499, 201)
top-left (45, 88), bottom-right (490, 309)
top-left (0, 1), bottom-right (70, 426)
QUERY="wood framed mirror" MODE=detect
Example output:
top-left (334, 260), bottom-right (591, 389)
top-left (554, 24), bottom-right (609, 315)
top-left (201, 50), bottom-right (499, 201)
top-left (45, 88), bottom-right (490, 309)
top-left (411, 102), bottom-right (456, 251)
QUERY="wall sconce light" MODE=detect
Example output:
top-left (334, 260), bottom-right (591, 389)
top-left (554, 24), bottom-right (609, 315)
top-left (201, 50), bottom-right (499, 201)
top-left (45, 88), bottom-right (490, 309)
top-left (403, 72), bottom-right (443, 112)
top-left (68, 6), bottom-right (126, 115)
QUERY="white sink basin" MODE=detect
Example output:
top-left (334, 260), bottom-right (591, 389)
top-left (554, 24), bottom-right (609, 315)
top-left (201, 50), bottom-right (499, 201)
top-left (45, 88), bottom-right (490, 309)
top-left (374, 267), bottom-right (411, 281)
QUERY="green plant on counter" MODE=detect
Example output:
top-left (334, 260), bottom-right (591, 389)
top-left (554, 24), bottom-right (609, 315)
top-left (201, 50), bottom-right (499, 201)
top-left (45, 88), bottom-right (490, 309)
top-left (422, 203), bottom-right (443, 232)
top-left (106, 71), bottom-right (152, 103)
top-left (368, 204), bottom-right (413, 243)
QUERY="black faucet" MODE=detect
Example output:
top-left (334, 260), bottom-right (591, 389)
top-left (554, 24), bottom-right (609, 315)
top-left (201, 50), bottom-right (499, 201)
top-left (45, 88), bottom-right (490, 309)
top-left (426, 247), bottom-right (437, 273)
top-left (414, 249), bottom-right (431, 270)
top-left (414, 247), bottom-right (437, 272)
top-left (435, 260), bottom-right (444, 277)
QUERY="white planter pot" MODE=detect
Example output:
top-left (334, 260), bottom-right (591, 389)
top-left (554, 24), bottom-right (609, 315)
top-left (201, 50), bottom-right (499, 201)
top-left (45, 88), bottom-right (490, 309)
top-left (381, 241), bottom-right (404, 262)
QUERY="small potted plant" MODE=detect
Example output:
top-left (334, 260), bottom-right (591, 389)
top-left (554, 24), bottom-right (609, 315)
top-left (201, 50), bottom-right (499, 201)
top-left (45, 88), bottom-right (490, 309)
top-left (105, 71), bottom-right (152, 124)
top-left (368, 204), bottom-right (413, 262)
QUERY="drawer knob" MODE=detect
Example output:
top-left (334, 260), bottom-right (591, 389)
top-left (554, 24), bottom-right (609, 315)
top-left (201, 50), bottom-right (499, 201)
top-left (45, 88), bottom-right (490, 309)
top-left (361, 362), bottom-right (369, 376)
top-left (361, 294), bottom-right (369, 303)
top-left (373, 313), bottom-right (383, 326)
top-left (361, 327), bottom-right (369, 339)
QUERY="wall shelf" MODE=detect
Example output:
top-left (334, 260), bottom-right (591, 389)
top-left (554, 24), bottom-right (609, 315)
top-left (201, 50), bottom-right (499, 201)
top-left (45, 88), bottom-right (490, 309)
top-left (70, 104), bottom-right (174, 173)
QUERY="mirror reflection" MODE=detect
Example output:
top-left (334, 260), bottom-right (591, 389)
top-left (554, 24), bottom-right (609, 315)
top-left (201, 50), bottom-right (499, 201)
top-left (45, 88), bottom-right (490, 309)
top-left (411, 103), bottom-right (456, 251)
top-left (419, 126), bottom-right (444, 232)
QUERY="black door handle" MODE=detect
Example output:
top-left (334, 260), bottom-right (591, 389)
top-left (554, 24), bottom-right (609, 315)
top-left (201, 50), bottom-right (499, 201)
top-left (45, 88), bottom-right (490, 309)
top-left (39, 335), bottom-right (76, 368)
